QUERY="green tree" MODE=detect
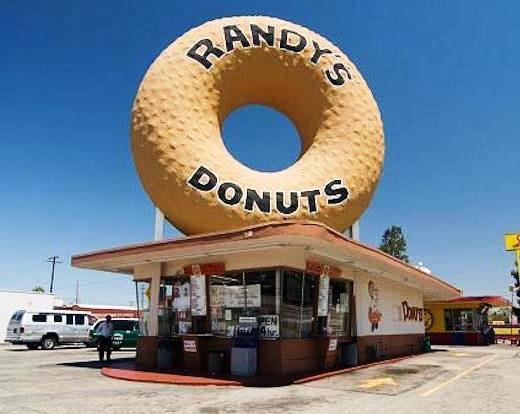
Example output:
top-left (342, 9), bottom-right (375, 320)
top-left (32, 286), bottom-right (45, 293)
top-left (379, 226), bottom-right (409, 263)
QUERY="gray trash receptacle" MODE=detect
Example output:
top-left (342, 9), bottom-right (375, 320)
top-left (342, 343), bottom-right (358, 367)
top-left (230, 347), bottom-right (257, 377)
top-left (157, 340), bottom-right (173, 370)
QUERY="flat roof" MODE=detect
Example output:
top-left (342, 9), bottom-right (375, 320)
top-left (72, 220), bottom-right (461, 301)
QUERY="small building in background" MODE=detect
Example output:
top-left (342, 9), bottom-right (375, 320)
top-left (424, 296), bottom-right (509, 345)
top-left (55, 303), bottom-right (137, 319)
top-left (0, 290), bottom-right (62, 343)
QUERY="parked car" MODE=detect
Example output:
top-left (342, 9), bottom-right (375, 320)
top-left (5, 310), bottom-right (94, 350)
top-left (87, 318), bottom-right (139, 350)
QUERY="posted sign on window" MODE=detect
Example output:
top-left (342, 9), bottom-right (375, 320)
top-left (258, 315), bottom-right (279, 339)
top-left (190, 275), bottom-right (207, 316)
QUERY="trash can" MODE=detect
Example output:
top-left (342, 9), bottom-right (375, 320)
top-left (231, 316), bottom-right (258, 377)
top-left (366, 344), bottom-right (380, 362)
top-left (422, 336), bottom-right (431, 353)
top-left (208, 351), bottom-right (227, 375)
top-left (157, 339), bottom-right (173, 370)
top-left (453, 332), bottom-right (464, 345)
top-left (341, 343), bottom-right (358, 367)
top-left (231, 347), bottom-right (257, 376)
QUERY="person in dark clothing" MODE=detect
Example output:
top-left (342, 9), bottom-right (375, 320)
top-left (96, 315), bottom-right (114, 362)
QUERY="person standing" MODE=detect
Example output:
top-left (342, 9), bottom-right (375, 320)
top-left (96, 315), bottom-right (114, 363)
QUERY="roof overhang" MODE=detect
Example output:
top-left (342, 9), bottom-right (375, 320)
top-left (425, 296), bottom-right (509, 307)
top-left (72, 221), bottom-right (461, 301)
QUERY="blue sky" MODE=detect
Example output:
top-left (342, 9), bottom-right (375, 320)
top-left (1, 1), bottom-right (519, 305)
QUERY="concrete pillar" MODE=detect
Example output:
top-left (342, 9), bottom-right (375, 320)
top-left (135, 263), bottom-right (162, 336)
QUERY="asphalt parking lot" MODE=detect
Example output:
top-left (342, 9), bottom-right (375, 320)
top-left (0, 344), bottom-right (518, 414)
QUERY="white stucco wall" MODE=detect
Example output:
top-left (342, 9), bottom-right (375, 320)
top-left (0, 291), bottom-right (56, 342)
top-left (354, 273), bottom-right (424, 336)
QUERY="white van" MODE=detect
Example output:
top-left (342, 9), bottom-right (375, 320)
top-left (5, 310), bottom-right (95, 350)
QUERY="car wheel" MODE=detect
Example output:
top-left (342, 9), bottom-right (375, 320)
top-left (26, 343), bottom-right (39, 350)
top-left (41, 336), bottom-right (57, 350)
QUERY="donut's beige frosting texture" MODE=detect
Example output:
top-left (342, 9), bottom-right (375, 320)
top-left (131, 16), bottom-right (384, 235)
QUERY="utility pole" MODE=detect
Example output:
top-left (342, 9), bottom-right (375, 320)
top-left (47, 255), bottom-right (61, 294)
top-left (75, 280), bottom-right (80, 304)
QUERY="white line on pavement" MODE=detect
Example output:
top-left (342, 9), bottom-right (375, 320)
top-left (421, 354), bottom-right (499, 397)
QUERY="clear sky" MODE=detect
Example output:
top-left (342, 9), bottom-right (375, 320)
top-left (1, 1), bottom-right (519, 305)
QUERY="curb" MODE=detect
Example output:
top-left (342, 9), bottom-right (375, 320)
top-left (101, 352), bottom-right (423, 387)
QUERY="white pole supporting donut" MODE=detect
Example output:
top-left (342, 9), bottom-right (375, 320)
top-left (154, 207), bottom-right (165, 241)
top-left (344, 221), bottom-right (360, 241)
top-left (351, 221), bottom-right (360, 241)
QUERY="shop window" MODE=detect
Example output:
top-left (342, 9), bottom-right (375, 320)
top-left (209, 270), bottom-right (277, 337)
top-left (280, 270), bottom-right (316, 339)
top-left (444, 308), bottom-right (474, 331)
top-left (158, 277), bottom-right (194, 336)
top-left (318, 279), bottom-right (353, 337)
top-left (135, 280), bottom-right (151, 336)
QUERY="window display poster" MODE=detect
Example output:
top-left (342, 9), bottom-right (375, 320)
top-left (173, 281), bottom-right (191, 311)
top-left (210, 285), bottom-right (225, 306)
top-left (190, 275), bottom-right (207, 316)
top-left (258, 315), bottom-right (279, 339)
top-left (215, 284), bottom-right (261, 308)
top-left (318, 275), bottom-right (330, 316)
top-left (328, 338), bottom-right (338, 352)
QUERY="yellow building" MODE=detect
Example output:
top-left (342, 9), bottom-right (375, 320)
top-left (425, 296), bottom-right (509, 345)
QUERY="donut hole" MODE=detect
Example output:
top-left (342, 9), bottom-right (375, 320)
top-left (222, 104), bottom-right (302, 172)
top-left (214, 46), bottom-right (330, 171)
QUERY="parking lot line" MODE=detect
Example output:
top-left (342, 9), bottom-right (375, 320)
top-left (421, 354), bottom-right (499, 397)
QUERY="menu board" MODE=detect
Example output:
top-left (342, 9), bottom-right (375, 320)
top-left (210, 284), bottom-right (261, 308)
top-left (190, 275), bottom-right (207, 316)
top-left (318, 275), bottom-right (330, 317)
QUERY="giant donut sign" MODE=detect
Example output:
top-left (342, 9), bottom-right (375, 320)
top-left (131, 16), bottom-right (385, 235)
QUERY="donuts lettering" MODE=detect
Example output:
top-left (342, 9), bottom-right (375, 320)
top-left (187, 165), bottom-right (349, 215)
top-left (131, 16), bottom-right (385, 235)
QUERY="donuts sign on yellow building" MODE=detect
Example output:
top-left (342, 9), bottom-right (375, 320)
top-left (131, 16), bottom-right (385, 235)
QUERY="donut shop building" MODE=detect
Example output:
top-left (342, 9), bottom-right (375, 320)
top-left (72, 221), bottom-right (460, 377)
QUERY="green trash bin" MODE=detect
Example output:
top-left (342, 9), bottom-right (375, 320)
top-left (422, 336), bottom-right (431, 352)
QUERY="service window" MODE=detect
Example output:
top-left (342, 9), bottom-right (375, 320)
top-left (66, 315), bottom-right (74, 325)
top-left (159, 277), bottom-right (193, 336)
top-left (74, 315), bottom-right (85, 325)
top-left (444, 308), bottom-right (474, 331)
top-left (280, 270), bottom-right (316, 339)
top-left (53, 314), bottom-right (63, 323)
top-left (209, 270), bottom-right (278, 337)
top-left (327, 279), bottom-right (353, 337)
top-left (32, 314), bottom-right (47, 323)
